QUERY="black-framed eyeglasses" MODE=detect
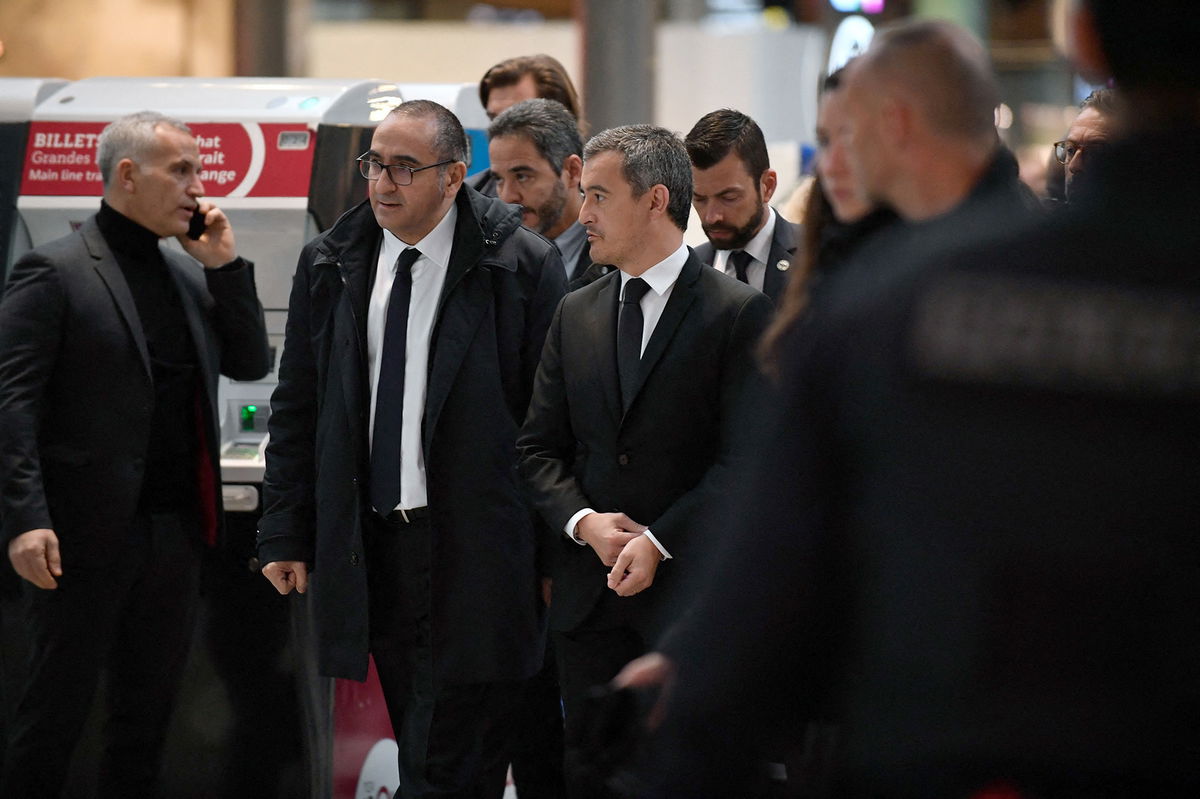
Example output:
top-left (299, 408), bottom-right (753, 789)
top-left (1053, 139), bottom-right (1109, 166)
top-left (356, 154), bottom-right (454, 185)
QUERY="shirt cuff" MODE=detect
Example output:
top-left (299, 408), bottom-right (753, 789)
top-left (642, 528), bottom-right (672, 560)
top-left (564, 508), bottom-right (594, 546)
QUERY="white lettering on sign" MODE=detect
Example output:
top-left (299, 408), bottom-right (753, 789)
top-left (31, 151), bottom-right (93, 166)
top-left (200, 169), bottom-right (238, 186)
top-left (194, 135), bottom-right (223, 149)
top-left (199, 150), bottom-right (226, 166)
top-left (32, 131), bottom-right (102, 150)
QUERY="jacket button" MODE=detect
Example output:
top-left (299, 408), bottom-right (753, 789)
top-left (349, 551), bottom-right (360, 566)
top-left (618, 453), bottom-right (630, 466)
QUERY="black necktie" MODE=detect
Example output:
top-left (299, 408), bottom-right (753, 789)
top-left (730, 249), bottom-right (753, 284)
top-left (370, 247), bottom-right (420, 515)
top-left (618, 277), bottom-right (651, 412)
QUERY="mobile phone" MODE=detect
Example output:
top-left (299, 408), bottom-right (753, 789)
top-left (187, 208), bottom-right (207, 241)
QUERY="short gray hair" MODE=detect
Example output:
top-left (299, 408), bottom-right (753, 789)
top-left (96, 111), bottom-right (192, 187)
top-left (583, 125), bottom-right (691, 231)
top-left (488, 98), bottom-right (582, 175)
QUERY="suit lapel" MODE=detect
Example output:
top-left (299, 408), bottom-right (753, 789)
top-left (626, 254), bottom-right (701, 412)
top-left (337, 236), bottom-right (376, 449)
top-left (590, 274), bottom-right (623, 423)
top-left (424, 196), bottom-right (493, 454)
top-left (763, 219), bottom-right (798, 301)
top-left (165, 253), bottom-right (213, 388)
top-left (84, 220), bottom-right (152, 380)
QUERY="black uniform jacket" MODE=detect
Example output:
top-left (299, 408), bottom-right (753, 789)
top-left (652, 144), bottom-right (1200, 795)
top-left (258, 187), bottom-right (566, 683)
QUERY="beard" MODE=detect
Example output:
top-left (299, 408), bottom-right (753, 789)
top-left (701, 198), bottom-right (766, 251)
top-left (529, 179), bottom-right (570, 237)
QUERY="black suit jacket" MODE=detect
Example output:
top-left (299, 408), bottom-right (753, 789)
top-left (518, 250), bottom-right (772, 634)
top-left (693, 213), bottom-right (800, 303)
top-left (259, 188), bottom-right (566, 682)
top-left (0, 215), bottom-right (270, 562)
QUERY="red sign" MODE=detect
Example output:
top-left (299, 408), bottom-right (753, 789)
top-left (20, 121), bottom-right (316, 198)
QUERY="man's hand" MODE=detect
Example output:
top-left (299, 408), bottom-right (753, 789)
top-left (541, 576), bottom-right (553, 607)
top-left (607, 534), bottom-right (661, 596)
top-left (576, 512), bottom-right (646, 568)
top-left (262, 560), bottom-right (309, 595)
top-left (613, 651), bottom-right (677, 730)
top-left (8, 528), bottom-right (63, 589)
top-left (178, 200), bottom-right (237, 268)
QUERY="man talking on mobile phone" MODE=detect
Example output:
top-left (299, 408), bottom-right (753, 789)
top-left (0, 110), bottom-right (269, 798)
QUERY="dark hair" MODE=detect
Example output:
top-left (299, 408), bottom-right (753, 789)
top-left (386, 99), bottom-right (468, 166)
top-left (583, 125), bottom-right (692, 231)
top-left (1085, 0), bottom-right (1200, 91)
top-left (1079, 87), bottom-right (1117, 117)
top-left (684, 109), bottom-right (770, 179)
top-left (479, 54), bottom-right (584, 129)
top-left (488, 98), bottom-right (582, 175)
top-left (865, 19), bottom-right (999, 140)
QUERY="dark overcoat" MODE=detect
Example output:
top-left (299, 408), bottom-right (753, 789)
top-left (258, 187), bottom-right (565, 683)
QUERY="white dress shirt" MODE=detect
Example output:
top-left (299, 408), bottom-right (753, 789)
top-left (367, 204), bottom-right (458, 512)
top-left (563, 242), bottom-right (691, 560)
top-left (711, 206), bottom-right (777, 293)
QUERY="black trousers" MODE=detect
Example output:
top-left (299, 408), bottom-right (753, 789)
top-left (364, 513), bottom-right (516, 799)
top-left (1, 510), bottom-right (203, 799)
top-left (554, 590), bottom-right (649, 799)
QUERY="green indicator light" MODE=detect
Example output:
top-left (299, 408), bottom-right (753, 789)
top-left (240, 404), bottom-right (257, 431)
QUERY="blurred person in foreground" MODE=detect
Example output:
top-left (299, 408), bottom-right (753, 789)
top-left (0, 110), bottom-right (269, 797)
top-left (614, 11), bottom-right (1200, 797)
top-left (758, 68), bottom-right (898, 378)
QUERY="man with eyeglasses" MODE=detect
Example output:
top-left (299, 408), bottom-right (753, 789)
top-left (1055, 88), bottom-right (1117, 202)
top-left (257, 99), bottom-right (566, 798)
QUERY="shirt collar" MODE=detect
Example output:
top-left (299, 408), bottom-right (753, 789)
top-left (620, 241), bottom-right (688, 297)
top-left (723, 206), bottom-right (776, 265)
top-left (380, 202), bottom-right (458, 272)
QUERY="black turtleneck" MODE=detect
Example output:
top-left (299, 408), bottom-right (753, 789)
top-left (96, 201), bottom-right (199, 514)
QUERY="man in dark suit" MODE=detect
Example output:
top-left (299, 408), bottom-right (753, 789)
top-left (257, 100), bottom-right (565, 798)
top-left (686, 109), bottom-right (798, 303)
top-left (489, 98), bottom-right (591, 283)
top-left (619, 12), bottom-right (1200, 798)
top-left (0, 110), bottom-right (270, 797)
top-left (517, 124), bottom-right (771, 799)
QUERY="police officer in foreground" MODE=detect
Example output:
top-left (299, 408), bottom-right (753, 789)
top-left (617, 3), bottom-right (1200, 796)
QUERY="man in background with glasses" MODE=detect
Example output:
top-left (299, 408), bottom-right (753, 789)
top-left (1055, 87), bottom-right (1117, 202)
top-left (257, 99), bottom-right (566, 798)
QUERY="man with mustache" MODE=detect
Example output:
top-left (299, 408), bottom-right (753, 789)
top-left (686, 108), bottom-right (798, 303)
top-left (489, 98), bottom-right (592, 284)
